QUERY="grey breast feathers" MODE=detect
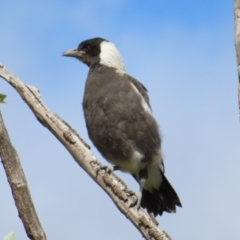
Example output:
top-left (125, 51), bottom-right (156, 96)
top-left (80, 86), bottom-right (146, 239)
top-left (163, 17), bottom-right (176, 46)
top-left (83, 65), bottom-right (161, 165)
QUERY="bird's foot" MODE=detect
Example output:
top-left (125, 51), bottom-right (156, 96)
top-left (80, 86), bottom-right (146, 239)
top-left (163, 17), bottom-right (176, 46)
top-left (95, 164), bottom-right (120, 175)
top-left (129, 178), bottom-right (145, 210)
top-left (125, 190), bottom-right (142, 211)
top-left (125, 178), bottom-right (145, 212)
top-left (96, 165), bottom-right (113, 176)
top-left (130, 193), bottom-right (142, 211)
top-left (89, 159), bottom-right (100, 168)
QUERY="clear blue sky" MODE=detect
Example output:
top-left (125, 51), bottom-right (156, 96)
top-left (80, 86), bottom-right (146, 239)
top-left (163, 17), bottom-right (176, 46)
top-left (0, 1), bottom-right (239, 239)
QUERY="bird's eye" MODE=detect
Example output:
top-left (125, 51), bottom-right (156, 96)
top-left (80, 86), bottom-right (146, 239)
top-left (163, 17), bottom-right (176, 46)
top-left (84, 45), bottom-right (91, 51)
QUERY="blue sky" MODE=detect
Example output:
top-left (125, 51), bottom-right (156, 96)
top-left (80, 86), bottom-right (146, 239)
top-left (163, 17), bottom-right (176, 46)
top-left (0, 1), bottom-right (239, 239)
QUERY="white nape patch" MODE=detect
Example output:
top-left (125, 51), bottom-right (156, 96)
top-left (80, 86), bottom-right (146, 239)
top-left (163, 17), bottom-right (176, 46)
top-left (144, 165), bottom-right (162, 192)
top-left (100, 41), bottom-right (125, 71)
top-left (130, 83), bottom-right (152, 115)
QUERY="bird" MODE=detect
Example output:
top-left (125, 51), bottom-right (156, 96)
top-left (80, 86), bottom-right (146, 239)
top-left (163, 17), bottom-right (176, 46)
top-left (62, 37), bottom-right (182, 216)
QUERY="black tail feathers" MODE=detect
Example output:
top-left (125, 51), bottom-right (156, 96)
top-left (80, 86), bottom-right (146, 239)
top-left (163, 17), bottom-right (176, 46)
top-left (141, 174), bottom-right (182, 216)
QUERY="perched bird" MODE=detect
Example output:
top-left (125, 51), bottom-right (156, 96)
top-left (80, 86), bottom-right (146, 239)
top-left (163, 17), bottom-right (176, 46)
top-left (62, 37), bottom-right (182, 216)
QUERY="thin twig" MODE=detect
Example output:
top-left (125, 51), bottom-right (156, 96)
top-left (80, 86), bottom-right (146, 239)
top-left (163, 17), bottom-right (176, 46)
top-left (234, 0), bottom-right (240, 121)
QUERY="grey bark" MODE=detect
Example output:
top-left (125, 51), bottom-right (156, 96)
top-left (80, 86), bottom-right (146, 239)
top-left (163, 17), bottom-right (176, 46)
top-left (0, 111), bottom-right (47, 240)
top-left (0, 62), bottom-right (171, 240)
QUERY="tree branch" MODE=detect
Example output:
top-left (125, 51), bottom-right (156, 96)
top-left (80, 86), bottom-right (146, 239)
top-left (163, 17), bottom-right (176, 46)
top-left (0, 62), bottom-right (171, 240)
top-left (0, 110), bottom-right (47, 240)
top-left (234, 0), bottom-right (240, 121)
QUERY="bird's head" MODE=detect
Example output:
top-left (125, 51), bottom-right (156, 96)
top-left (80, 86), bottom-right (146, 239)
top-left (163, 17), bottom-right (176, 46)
top-left (62, 37), bottom-right (125, 71)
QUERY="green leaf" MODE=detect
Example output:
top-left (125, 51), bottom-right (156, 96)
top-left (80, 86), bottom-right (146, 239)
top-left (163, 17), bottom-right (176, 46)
top-left (0, 93), bottom-right (7, 103)
top-left (3, 232), bottom-right (15, 240)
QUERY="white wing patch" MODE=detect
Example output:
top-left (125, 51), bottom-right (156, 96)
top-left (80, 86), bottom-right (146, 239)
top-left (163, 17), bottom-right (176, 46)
top-left (100, 41), bottom-right (125, 71)
top-left (130, 83), bottom-right (152, 115)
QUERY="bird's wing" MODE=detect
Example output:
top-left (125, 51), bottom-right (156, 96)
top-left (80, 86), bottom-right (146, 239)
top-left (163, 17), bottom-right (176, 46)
top-left (126, 74), bottom-right (152, 111)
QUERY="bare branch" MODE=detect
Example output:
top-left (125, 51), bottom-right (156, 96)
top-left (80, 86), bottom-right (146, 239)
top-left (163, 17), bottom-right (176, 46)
top-left (234, 0), bottom-right (240, 121)
top-left (0, 62), bottom-right (171, 240)
top-left (0, 111), bottom-right (47, 240)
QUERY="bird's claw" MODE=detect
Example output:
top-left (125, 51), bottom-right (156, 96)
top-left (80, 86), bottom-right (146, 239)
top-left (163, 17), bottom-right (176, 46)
top-left (125, 190), bottom-right (141, 211)
top-left (96, 165), bottom-right (113, 176)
